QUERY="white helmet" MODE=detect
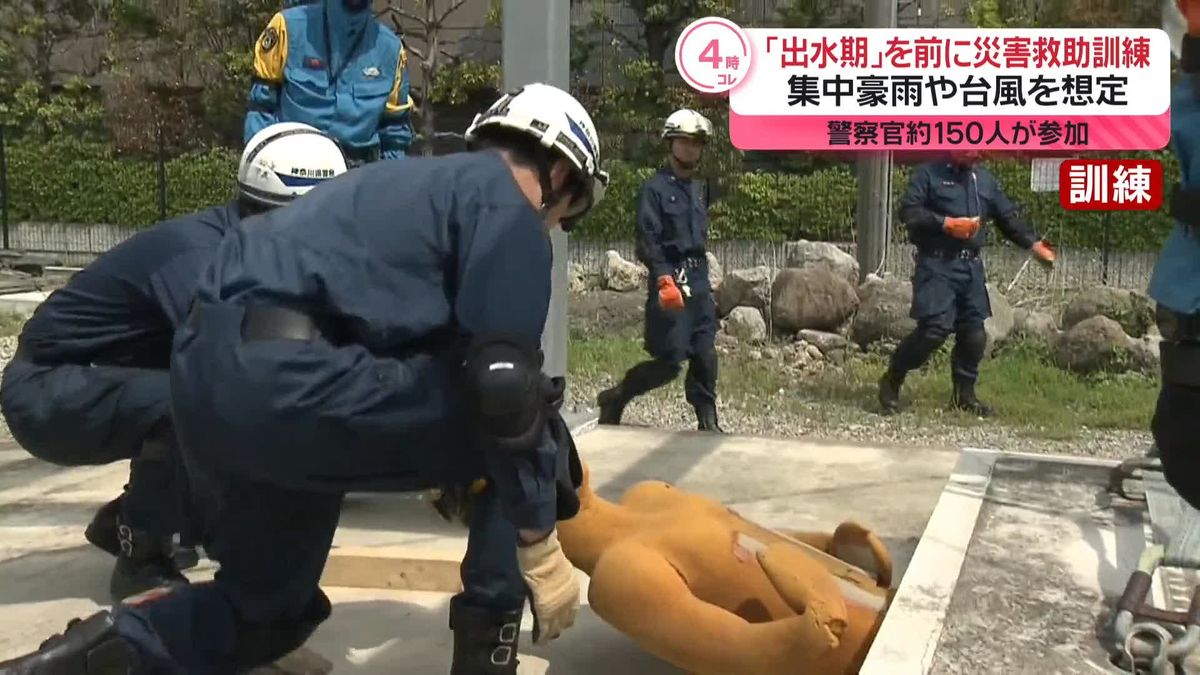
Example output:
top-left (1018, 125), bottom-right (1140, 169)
top-left (662, 109), bottom-right (713, 141)
top-left (237, 122), bottom-right (348, 208)
top-left (465, 83), bottom-right (609, 227)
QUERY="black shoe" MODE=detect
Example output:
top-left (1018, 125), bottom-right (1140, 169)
top-left (0, 611), bottom-right (136, 674)
top-left (696, 405), bottom-right (725, 433)
top-left (596, 387), bottom-right (626, 426)
top-left (951, 379), bottom-right (993, 417)
top-left (84, 496), bottom-right (124, 558)
top-left (448, 594), bottom-right (521, 675)
top-left (878, 372), bottom-right (904, 415)
top-left (109, 521), bottom-right (189, 604)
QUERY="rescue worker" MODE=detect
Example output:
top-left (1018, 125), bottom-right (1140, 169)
top-left (596, 109), bottom-right (723, 432)
top-left (0, 83), bottom-right (605, 675)
top-left (1149, 0), bottom-right (1200, 510)
top-left (245, 0), bottom-right (415, 165)
top-left (0, 123), bottom-right (348, 605)
top-left (878, 152), bottom-right (1057, 416)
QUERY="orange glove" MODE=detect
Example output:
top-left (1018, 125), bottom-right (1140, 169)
top-left (1031, 240), bottom-right (1056, 268)
top-left (942, 216), bottom-right (980, 240)
top-left (657, 275), bottom-right (684, 312)
top-left (1179, 0), bottom-right (1200, 35)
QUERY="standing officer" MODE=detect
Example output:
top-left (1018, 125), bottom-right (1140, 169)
top-left (1149, 0), bottom-right (1200, 511)
top-left (596, 109), bottom-right (723, 432)
top-left (0, 84), bottom-right (605, 675)
top-left (0, 123), bottom-right (347, 603)
top-left (245, 0), bottom-right (415, 165)
top-left (877, 151), bottom-right (1057, 416)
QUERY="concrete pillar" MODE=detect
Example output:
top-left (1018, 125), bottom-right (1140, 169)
top-left (502, 0), bottom-right (571, 379)
top-left (856, 0), bottom-right (897, 282)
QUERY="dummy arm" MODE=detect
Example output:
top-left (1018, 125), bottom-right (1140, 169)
top-left (588, 541), bottom-right (848, 675)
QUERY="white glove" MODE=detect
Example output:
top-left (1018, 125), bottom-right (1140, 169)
top-left (516, 529), bottom-right (580, 644)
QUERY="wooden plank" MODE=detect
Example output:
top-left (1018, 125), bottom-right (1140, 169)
top-left (320, 546), bottom-right (464, 593)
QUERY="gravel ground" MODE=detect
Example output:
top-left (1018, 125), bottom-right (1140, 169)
top-left (565, 291), bottom-right (1153, 461)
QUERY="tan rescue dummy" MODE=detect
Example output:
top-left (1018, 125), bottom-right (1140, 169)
top-left (555, 463), bottom-right (895, 675)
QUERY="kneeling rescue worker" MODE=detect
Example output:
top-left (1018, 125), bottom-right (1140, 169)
top-left (878, 150), bottom-right (1057, 417)
top-left (0, 83), bottom-right (604, 674)
top-left (0, 122), bottom-right (347, 605)
top-left (597, 108), bottom-right (724, 432)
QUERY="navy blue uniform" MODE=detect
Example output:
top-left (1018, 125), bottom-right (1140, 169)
top-left (106, 152), bottom-right (572, 672)
top-left (1149, 36), bottom-right (1200, 510)
top-left (0, 203), bottom-right (240, 537)
top-left (598, 168), bottom-right (720, 430)
top-left (888, 161), bottom-right (1039, 386)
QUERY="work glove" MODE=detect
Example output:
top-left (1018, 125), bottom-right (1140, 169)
top-left (1031, 239), bottom-right (1056, 269)
top-left (1180, 0), bottom-right (1200, 35)
top-left (657, 275), bottom-right (685, 312)
top-left (942, 216), bottom-right (981, 240)
top-left (517, 529), bottom-right (580, 644)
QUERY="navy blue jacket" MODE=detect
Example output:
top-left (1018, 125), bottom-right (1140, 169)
top-left (186, 152), bottom-right (560, 530)
top-left (636, 168), bottom-right (710, 279)
top-left (19, 203), bottom-right (241, 369)
top-left (900, 162), bottom-right (1040, 251)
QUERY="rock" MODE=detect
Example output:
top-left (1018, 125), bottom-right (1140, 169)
top-left (805, 344), bottom-right (823, 360)
top-left (715, 331), bottom-right (739, 349)
top-left (798, 329), bottom-right (850, 354)
top-left (770, 267), bottom-right (859, 334)
top-left (568, 262), bottom-right (588, 294)
top-left (1013, 308), bottom-right (1059, 343)
top-left (763, 346), bottom-right (780, 360)
top-left (1061, 287), bottom-right (1156, 338)
top-left (1128, 334), bottom-right (1161, 373)
top-left (748, 349), bottom-right (763, 360)
top-left (826, 348), bottom-right (849, 365)
top-left (782, 240), bottom-right (860, 288)
top-left (1052, 316), bottom-right (1136, 374)
top-left (716, 266), bottom-right (774, 318)
top-left (983, 284), bottom-right (1015, 354)
top-left (602, 250), bottom-right (647, 292)
top-left (850, 277), bottom-right (915, 348)
top-left (706, 252), bottom-right (724, 291)
top-left (725, 306), bottom-right (767, 343)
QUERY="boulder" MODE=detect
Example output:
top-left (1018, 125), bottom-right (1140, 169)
top-left (770, 267), bottom-right (860, 333)
top-left (724, 307), bottom-right (767, 343)
top-left (850, 277), bottom-right (915, 348)
top-left (716, 266), bottom-right (774, 318)
top-left (1051, 316), bottom-right (1135, 374)
top-left (1061, 287), bottom-right (1156, 338)
top-left (797, 329), bottom-right (851, 354)
top-left (1128, 334), bottom-right (1162, 373)
top-left (568, 262), bottom-right (588, 294)
top-left (983, 284), bottom-right (1015, 354)
top-left (783, 240), bottom-right (860, 288)
top-left (706, 252), bottom-right (724, 291)
top-left (602, 250), bottom-right (647, 292)
top-left (1013, 308), bottom-right (1059, 343)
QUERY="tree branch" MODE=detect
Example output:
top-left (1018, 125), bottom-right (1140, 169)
top-left (377, 7), bottom-right (428, 30)
top-left (436, 0), bottom-right (471, 25)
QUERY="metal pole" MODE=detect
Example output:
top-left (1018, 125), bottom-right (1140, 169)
top-left (0, 124), bottom-right (8, 250)
top-left (503, 0), bottom-right (570, 380)
top-left (856, 0), bottom-right (897, 283)
top-left (1102, 211), bottom-right (1111, 285)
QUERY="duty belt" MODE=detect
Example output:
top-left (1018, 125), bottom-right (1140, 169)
top-left (919, 248), bottom-right (980, 261)
top-left (186, 304), bottom-right (322, 343)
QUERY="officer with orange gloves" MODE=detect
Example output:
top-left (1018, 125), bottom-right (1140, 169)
top-left (878, 150), bottom-right (1056, 416)
top-left (597, 109), bottom-right (723, 432)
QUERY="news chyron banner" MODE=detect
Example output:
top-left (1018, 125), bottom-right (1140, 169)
top-left (674, 19), bottom-right (1173, 210)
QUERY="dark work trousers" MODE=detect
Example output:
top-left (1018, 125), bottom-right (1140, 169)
top-left (1153, 312), bottom-right (1200, 511)
top-left (889, 253), bottom-right (991, 383)
top-left (633, 272), bottom-right (718, 410)
top-left (0, 358), bottom-right (180, 538)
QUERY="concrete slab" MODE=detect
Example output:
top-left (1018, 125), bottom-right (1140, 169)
top-left (0, 427), bottom-right (960, 670)
top-left (0, 291), bottom-right (50, 316)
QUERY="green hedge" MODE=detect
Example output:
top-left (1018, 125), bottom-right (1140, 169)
top-left (2, 139), bottom-right (1180, 251)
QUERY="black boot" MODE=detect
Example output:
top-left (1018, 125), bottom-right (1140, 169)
top-left (84, 496), bottom-right (124, 558)
top-left (448, 594), bottom-right (522, 675)
top-left (0, 611), bottom-right (137, 673)
top-left (951, 378), bottom-right (993, 417)
top-left (695, 404), bottom-right (725, 433)
top-left (878, 371), bottom-right (905, 415)
top-left (109, 518), bottom-right (189, 604)
top-left (596, 386), bottom-right (627, 426)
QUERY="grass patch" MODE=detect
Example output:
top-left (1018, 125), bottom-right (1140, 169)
top-left (0, 312), bottom-right (26, 337)
top-left (569, 329), bottom-right (1159, 441)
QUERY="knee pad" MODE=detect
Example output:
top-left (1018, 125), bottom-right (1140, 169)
top-left (463, 334), bottom-right (546, 453)
top-left (955, 326), bottom-right (987, 361)
top-left (233, 590), bottom-right (333, 668)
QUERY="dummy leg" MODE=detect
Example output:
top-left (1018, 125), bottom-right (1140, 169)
top-left (451, 486), bottom-right (524, 674)
top-left (587, 541), bottom-right (848, 675)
